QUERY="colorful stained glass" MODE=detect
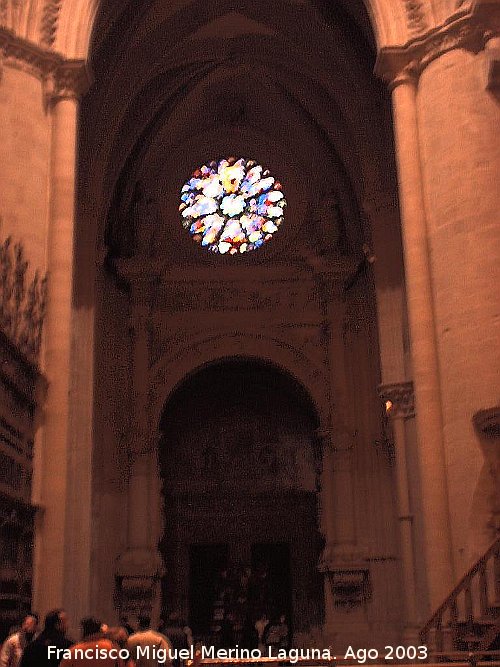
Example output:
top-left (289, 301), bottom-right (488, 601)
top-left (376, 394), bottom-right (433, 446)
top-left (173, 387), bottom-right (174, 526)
top-left (180, 158), bottom-right (286, 254)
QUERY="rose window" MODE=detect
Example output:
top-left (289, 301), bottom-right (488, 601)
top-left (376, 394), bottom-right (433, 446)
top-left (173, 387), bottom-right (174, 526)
top-left (180, 158), bottom-right (286, 255)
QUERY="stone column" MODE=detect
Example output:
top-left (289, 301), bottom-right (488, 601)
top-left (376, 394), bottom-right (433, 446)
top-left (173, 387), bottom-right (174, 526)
top-left (374, 58), bottom-right (455, 609)
top-left (379, 382), bottom-right (419, 638)
top-left (378, 3), bottom-right (500, 590)
top-left (416, 13), bottom-right (500, 567)
top-left (328, 294), bottom-right (360, 562)
top-left (32, 61), bottom-right (89, 619)
top-left (365, 198), bottom-right (408, 384)
top-left (379, 0), bottom-right (500, 588)
top-left (316, 274), bottom-right (370, 646)
top-left (314, 276), bottom-right (360, 567)
top-left (367, 199), bottom-right (422, 632)
top-left (115, 263), bottom-right (163, 627)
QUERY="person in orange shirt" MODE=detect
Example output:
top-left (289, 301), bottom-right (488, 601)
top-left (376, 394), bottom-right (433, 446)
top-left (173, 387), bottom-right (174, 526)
top-left (59, 618), bottom-right (128, 667)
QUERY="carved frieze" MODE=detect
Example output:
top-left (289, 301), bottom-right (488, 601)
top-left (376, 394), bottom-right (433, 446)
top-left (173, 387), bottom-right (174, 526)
top-left (0, 234), bottom-right (47, 364)
top-left (152, 278), bottom-right (319, 315)
top-left (378, 381), bottom-right (415, 420)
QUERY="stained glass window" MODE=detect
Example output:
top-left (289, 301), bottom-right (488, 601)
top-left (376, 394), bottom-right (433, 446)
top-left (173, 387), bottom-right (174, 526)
top-left (179, 157), bottom-right (286, 255)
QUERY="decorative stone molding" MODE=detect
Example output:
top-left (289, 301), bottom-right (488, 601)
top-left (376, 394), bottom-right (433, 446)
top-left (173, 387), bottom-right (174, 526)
top-left (403, 0), bottom-right (429, 36)
top-left (473, 407), bottom-right (500, 438)
top-left (0, 28), bottom-right (90, 104)
top-left (40, 0), bottom-right (63, 48)
top-left (0, 234), bottom-right (47, 364)
top-left (325, 568), bottom-right (371, 610)
top-left (319, 542), bottom-right (371, 611)
top-left (378, 381), bottom-right (415, 419)
top-left (0, 26), bottom-right (60, 80)
top-left (376, 7), bottom-right (498, 84)
top-left (115, 573), bottom-right (163, 625)
top-left (43, 58), bottom-right (90, 105)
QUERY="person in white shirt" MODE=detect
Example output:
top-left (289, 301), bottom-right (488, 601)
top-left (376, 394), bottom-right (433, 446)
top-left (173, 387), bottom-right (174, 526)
top-left (0, 614), bottom-right (38, 667)
top-left (128, 616), bottom-right (172, 667)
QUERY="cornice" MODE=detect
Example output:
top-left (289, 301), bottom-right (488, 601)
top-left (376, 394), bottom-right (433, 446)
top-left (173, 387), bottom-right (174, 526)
top-left (378, 381), bottom-right (415, 420)
top-left (0, 26), bottom-right (60, 81)
top-left (0, 27), bottom-right (89, 101)
top-left (375, 5), bottom-right (499, 85)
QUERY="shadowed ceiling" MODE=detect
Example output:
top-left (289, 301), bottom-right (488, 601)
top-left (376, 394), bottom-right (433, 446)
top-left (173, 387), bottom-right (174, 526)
top-left (79, 0), bottom-right (396, 266)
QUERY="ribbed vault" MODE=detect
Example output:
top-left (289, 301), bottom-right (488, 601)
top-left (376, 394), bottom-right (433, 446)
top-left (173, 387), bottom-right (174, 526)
top-left (77, 0), bottom-right (399, 265)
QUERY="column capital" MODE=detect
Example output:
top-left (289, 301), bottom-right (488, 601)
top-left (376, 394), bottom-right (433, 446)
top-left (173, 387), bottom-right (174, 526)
top-left (43, 59), bottom-right (90, 106)
top-left (378, 381), bottom-right (415, 420)
top-left (375, 6), bottom-right (498, 86)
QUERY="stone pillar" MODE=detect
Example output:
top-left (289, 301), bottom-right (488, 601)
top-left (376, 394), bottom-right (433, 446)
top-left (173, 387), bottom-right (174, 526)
top-left (378, 3), bottom-right (500, 588)
top-left (379, 382), bottom-right (419, 639)
top-left (416, 17), bottom-right (500, 567)
top-left (365, 198), bottom-right (408, 383)
top-left (32, 60), bottom-right (89, 620)
top-left (367, 199), bottom-right (422, 632)
top-left (373, 58), bottom-right (455, 609)
top-left (314, 276), bottom-right (359, 560)
top-left (316, 275), bottom-right (370, 647)
top-left (115, 264), bottom-right (163, 627)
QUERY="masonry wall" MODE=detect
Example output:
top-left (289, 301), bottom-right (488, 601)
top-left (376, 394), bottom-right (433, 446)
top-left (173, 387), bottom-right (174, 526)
top-left (0, 65), bottom-right (50, 270)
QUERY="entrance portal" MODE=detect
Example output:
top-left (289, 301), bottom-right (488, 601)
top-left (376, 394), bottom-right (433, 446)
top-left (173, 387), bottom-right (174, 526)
top-left (159, 358), bottom-right (324, 638)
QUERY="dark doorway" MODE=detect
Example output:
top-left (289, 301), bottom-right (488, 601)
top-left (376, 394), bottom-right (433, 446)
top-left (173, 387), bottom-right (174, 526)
top-left (160, 359), bottom-right (323, 632)
top-left (189, 544), bottom-right (229, 635)
top-left (250, 543), bottom-right (292, 627)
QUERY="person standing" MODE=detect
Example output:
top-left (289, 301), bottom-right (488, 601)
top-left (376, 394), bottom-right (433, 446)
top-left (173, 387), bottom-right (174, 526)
top-left (59, 617), bottom-right (126, 666)
top-left (0, 614), bottom-right (39, 667)
top-left (128, 616), bottom-right (172, 667)
top-left (19, 609), bottom-right (72, 667)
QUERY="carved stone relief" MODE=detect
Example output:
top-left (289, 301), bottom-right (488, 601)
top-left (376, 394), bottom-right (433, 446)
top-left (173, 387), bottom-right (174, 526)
top-left (153, 278), bottom-right (319, 315)
top-left (0, 233), bottom-right (47, 364)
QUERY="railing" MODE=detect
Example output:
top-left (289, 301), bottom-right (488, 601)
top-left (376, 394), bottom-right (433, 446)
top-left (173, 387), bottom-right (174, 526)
top-left (420, 537), bottom-right (500, 653)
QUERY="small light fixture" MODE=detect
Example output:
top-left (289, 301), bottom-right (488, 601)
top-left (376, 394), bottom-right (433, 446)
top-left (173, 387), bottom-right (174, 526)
top-left (385, 400), bottom-right (393, 414)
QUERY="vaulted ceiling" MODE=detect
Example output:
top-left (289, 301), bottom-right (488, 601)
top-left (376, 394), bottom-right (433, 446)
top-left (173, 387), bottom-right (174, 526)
top-left (78, 0), bottom-right (397, 266)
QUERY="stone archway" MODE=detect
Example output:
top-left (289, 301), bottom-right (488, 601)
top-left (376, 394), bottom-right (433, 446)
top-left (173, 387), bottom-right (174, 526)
top-left (150, 333), bottom-right (330, 433)
top-left (157, 357), bottom-right (325, 644)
